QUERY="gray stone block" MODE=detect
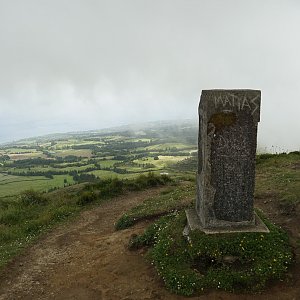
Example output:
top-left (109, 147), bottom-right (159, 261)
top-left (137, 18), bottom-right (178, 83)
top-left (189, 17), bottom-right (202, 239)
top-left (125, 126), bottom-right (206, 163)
top-left (187, 89), bottom-right (268, 233)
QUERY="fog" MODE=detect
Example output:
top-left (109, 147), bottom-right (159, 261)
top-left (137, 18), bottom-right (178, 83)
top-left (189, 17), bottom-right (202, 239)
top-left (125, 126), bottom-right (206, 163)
top-left (0, 0), bottom-right (299, 151)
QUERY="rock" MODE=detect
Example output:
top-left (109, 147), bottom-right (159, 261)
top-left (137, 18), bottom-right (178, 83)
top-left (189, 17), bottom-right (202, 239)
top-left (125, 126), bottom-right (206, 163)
top-left (222, 255), bottom-right (238, 264)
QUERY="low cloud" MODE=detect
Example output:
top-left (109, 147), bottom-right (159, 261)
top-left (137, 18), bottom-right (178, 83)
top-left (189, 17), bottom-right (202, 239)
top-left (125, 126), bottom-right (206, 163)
top-left (0, 0), bottom-right (299, 150)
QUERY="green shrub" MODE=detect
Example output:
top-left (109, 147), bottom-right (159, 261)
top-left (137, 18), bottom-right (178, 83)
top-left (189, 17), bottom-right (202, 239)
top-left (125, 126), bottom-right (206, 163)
top-left (19, 190), bottom-right (47, 206)
top-left (115, 214), bottom-right (135, 230)
top-left (0, 227), bottom-right (19, 243)
top-left (50, 205), bottom-right (76, 221)
top-left (79, 173), bottom-right (175, 228)
top-left (126, 173), bottom-right (172, 191)
top-left (76, 191), bottom-right (97, 206)
top-left (87, 173), bottom-right (173, 199)
top-left (99, 178), bottom-right (125, 198)
top-left (0, 206), bottom-right (25, 225)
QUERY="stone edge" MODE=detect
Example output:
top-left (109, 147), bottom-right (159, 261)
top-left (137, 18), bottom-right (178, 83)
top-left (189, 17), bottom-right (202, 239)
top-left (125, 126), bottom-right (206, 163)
top-left (185, 208), bottom-right (270, 234)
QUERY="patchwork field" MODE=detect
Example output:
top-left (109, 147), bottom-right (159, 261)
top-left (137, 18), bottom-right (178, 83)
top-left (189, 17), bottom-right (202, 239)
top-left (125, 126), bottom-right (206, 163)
top-left (0, 121), bottom-right (198, 198)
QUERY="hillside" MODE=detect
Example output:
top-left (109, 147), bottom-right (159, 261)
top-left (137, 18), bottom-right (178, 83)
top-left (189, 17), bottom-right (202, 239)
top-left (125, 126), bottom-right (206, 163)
top-left (0, 120), bottom-right (197, 199)
top-left (0, 122), bottom-right (299, 299)
top-left (0, 153), bottom-right (299, 299)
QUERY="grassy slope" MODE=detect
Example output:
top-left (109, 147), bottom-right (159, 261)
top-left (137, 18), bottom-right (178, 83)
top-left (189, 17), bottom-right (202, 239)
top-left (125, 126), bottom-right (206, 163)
top-left (0, 173), bottom-right (172, 269)
top-left (255, 153), bottom-right (300, 209)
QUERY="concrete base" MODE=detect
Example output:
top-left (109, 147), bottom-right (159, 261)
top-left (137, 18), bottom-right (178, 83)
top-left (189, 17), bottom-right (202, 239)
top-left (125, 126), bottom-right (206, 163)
top-left (185, 208), bottom-right (269, 234)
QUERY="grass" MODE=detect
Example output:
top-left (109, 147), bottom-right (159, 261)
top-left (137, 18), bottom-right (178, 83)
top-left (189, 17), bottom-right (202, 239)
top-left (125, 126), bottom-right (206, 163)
top-left (89, 169), bottom-right (178, 180)
top-left (88, 169), bottom-right (134, 179)
top-left (171, 156), bottom-right (197, 173)
top-left (53, 149), bottom-right (93, 158)
top-left (8, 152), bottom-right (45, 160)
top-left (0, 173), bottom-right (20, 182)
top-left (255, 152), bottom-right (300, 213)
top-left (1, 148), bottom-right (37, 154)
top-left (0, 173), bottom-right (172, 269)
top-left (97, 159), bottom-right (121, 168)
top-left (145, 143), bottom-right (194, 151)
top-left (115, 183), bottom-right (194, 230)
top-left (122, 166), bottom-right (157, 172)
top-left (0, 175), bottom-right (75, 198)
top-left (133, 156), bottom-right (189, 169)
top-left (117, 152), bottom-right (299, 296)
top-left (129, 211), bottom-right (293, 296)
top-left (0, 190), bottom-right (80, 268)
top-left (0, 126), bottom-right (298, 294)
top-left (11, 164), bottom-right (96, 173)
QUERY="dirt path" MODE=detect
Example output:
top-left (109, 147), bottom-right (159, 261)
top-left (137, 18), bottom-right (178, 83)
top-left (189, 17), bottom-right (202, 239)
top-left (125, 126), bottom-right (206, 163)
top-left (0, 187), bottom-right (299, 300)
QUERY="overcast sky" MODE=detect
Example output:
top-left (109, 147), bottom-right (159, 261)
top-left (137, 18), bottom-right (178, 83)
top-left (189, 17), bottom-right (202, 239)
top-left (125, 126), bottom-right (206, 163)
top-left (0, 0), bottom-right (299, 151)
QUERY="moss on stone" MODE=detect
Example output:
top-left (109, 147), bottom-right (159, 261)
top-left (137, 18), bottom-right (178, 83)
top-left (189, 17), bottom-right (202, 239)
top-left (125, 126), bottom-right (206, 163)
top-left (209, 112), bottom-right (237, 132)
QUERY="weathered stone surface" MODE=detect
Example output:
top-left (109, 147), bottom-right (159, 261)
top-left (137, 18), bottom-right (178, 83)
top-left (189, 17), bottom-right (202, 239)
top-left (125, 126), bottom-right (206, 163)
top-left (194, 89), bottom-right (263, 230)
top-left (185, 208), bottom-right (269, 234)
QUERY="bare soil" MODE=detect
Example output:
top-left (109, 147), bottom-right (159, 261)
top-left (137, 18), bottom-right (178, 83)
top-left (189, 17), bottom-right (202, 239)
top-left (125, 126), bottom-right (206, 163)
top-left (0, 186), bottom-right (299, 300)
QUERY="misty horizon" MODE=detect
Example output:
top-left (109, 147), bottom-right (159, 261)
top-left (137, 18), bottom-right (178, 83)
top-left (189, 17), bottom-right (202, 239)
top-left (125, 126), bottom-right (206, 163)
top-left (1, 1), bottom-right (300, 151)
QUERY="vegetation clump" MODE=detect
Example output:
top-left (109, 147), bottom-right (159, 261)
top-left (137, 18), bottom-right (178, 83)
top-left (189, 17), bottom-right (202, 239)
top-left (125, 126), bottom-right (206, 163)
top-left (87, 172), bottom-right (173, 199)
top-left (76, 191), bottom-right (97, 206)
top-left (19, 189), bottom-right (48, 206)
top-left (131, 211), bottom-right (293, 296)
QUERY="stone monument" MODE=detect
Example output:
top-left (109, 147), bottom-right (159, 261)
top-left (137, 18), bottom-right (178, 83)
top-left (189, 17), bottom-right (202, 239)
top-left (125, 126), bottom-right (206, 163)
top-left (186, 89), bottom-right (269, 233)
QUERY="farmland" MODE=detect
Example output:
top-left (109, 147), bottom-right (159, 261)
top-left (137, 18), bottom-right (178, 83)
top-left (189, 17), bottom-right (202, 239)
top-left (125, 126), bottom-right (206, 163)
top-left (0, 120), bottom-right (198, 199)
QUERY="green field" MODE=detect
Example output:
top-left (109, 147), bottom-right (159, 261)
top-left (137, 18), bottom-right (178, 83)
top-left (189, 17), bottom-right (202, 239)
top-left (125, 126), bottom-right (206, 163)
top-left (53, 149), bottom-right (93, 158)
top-left (88, 170), bottom-right (137, 179)
top-left (0, 121), bottom-right (198, 198)
top-left (145, 142), bottom-right (194, 151)
top-left (10, 163), bottom-right (96, 173)
top-left (134, 155), bottom-right (189, 168)
top-left (0, 174), bottom-right (75, 198)
top-left (1, 148), bottom-right (38, 154)
top-left (97, 159), bottom-right (120, 168)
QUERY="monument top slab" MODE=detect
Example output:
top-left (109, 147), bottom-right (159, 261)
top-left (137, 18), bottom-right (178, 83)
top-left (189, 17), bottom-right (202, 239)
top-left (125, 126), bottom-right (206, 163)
top-left (200, 89), bottom-right (261, 123)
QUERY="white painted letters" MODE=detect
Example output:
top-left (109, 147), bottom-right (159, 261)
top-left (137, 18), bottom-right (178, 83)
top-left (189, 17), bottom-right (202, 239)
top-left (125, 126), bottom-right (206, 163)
top-left (214, 93), bottom-right (260, 115)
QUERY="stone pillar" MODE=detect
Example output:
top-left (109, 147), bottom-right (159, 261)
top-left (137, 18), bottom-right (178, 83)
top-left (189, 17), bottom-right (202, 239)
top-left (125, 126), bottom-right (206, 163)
top-left (186, 89), bottom-right (269, 234)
